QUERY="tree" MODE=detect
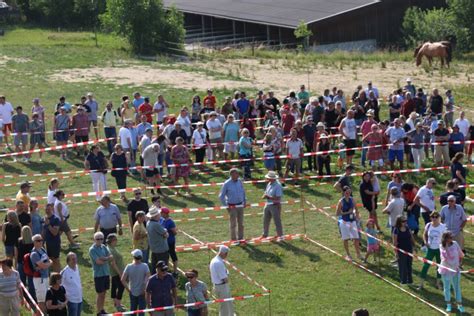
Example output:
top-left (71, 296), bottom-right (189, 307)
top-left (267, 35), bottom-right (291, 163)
top-left (101, 0), bottom-right (185, 55)
top-left (294, 20), bottom-right (313, 50)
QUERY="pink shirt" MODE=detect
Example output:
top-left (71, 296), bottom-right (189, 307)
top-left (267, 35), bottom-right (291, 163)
top-left (438, 241), bottom-right (464, 276)
top-left (72, 113), bottom-right (90, 136)
top-left (360, 119), bottom-right (376, 137)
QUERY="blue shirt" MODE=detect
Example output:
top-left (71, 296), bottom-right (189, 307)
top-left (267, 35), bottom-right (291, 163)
top-left (89, 244), bottom-right (111, 278)
top-left (146, 273), bottom-right (176, 308)
top-left (386, 127), bottom-right (405, 151)
top-left (223, 122), bottom-right (240, 142)
top-left (130, 127), bottom-right (138, 149)
top-left (239, 136), bottom-right (252, 155)
top-left (31, 212), bottom-right (43, 235)
top-left (236, 99), bottom-right (250, 114)
top-left (366, 228), bottom-right (378, 245)
top-left (265, 181), bottom-right (283, 204)
top-left (449, 132), bottom-right (464, 152)
top-left (133, 97), bottom-right (144, 110)
top-left (147, 219), bottom-right (169, 253)
top-left (30, 247), bottom-right (49, 279)
top-left (137, 122), bottom-right (152, 139)
top-left (219, 178), bottom-right (246, 206)
top-left (160, 218), bottom-right (176, 244)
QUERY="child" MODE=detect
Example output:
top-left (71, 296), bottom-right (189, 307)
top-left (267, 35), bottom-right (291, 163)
top-left (337, 143), bottom-right (346, 169)
top-left (364, 219), bottom-right (380, 263)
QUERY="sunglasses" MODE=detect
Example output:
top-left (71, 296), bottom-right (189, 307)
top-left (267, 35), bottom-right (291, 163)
top-left (135, 192), bottom-right (142, 195)
top-left (95, 238), bottom-right (104, 241)
top-left (186, 275), bottom-right (195, 279)
top-left (34, 239), bottom-right (43, 242)
top-left (448, 200), bottom-right (455, 203)
top-left (431, 216), bottom-right (440, 219)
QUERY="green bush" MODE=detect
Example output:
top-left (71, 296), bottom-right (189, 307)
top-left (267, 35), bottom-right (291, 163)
top-left (100, 0), bottom-right (184, 55)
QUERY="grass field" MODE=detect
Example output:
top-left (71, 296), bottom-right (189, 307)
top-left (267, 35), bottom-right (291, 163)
top-left (0, 28), bottom-right (473, 315)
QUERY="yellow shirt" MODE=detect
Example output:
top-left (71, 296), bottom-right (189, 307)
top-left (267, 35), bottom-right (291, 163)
top-left (133, 222), bottom-right (148, 250)
top-left (16, 191), bottom-right (31, 206)
top-left (122, 107), bottom-right (136, 121)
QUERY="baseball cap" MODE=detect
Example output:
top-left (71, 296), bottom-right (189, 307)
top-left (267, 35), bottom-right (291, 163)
top-left (131, 249), bottom-right (143, 258)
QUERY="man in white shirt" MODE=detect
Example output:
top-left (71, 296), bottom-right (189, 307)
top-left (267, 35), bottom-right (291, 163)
top-left (382, 187), bottom-right (405, 233)
top-left (141, 143), bottom-right (161, 195)
top-left (209, 245), bottom-right (234, 316)
top-left (206, 112), bottom-right (223, 160)
top-left (415, 178), bottom-right (437, 226)
top-left (283, 128), bottom-right (303, 185)
top-left (153, 94), bottom-right (168, 124)
top-left (119, 120), bottom-right (133, 151)
top-left (0, 95), bottom-right (14, 147)
top-left (339, 110), bottom-right (357, 165)
top-left (60, 252), bottom-right (83, 315)
top-left (454, 111), bottom-right (470, 138)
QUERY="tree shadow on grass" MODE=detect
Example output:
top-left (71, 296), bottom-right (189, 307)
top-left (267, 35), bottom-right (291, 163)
top-left (242, 244), bottom-right (284, 267)
top-left (277, 241), bottom-right (320, 263)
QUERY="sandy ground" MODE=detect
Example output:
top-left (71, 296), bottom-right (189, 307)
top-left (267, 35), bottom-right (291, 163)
top-left (0, 55), bottom-right (30, 65)
top-left (49, 57), bottom-right (472, 97)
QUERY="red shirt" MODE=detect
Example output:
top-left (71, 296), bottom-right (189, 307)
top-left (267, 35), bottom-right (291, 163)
top-left (138, 103), bottom-right (153, 123)
top-left (203, 95), bottom-right (216, 109)
top-left (401, 99), bottom-right (416, 118)
top-left (282, 113), bottom-right (295, 134)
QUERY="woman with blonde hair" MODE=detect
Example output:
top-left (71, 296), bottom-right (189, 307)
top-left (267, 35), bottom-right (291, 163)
top-left (2, 212), bottom-right (21, 262)
top-left (15, 225), bottom-right (36, 301)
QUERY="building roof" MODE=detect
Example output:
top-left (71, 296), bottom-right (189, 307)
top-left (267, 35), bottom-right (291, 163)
top-left (163, 0), bottom-right (379, 29)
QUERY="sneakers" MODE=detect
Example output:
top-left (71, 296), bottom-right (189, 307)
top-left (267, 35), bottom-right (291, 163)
top-left (446, 304), bottom-right (452, 312)
top-left (458, 305), bottom-right (465, 313)
top-left (344, 255), bottom-right (353, 261)
top-left (115, 305), bottom-right (127, 312)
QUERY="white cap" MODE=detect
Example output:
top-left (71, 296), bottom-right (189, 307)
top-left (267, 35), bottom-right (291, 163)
top-left (131, 249), bottom-right (143, 258)
top-left (218, 245), bottom-right (230, 254)
top-left (406, 78), bottom-right (411, 82)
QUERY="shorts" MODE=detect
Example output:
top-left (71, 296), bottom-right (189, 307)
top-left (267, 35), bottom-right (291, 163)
top-left (33, 277), bottom-right (48, 302)
top-left (388, 149), bottom-right (403, 162)
top-left (286, 158), bottom-right (301, 171)
top-left (30, 134), bottom-right (42, 145)
top-left (344, 139), bottom-right (356, 156)
top-left (75, 135), bottom-right (89, 144)
top-left (2, 123), bottom-right (11, 134)
top-left (145, 168), bottom-right (159, 178)
top-left (168, 241), bottom-right (178, 262)
top-left (224, 143), bottom-right (237, 153)
top-left (59, 218), bottom-right (71, 233)
top-left (369, 159), bottom-right (384, 167)
top-left (46, 240), bottom-right (61, 259)
top-left (56, 131), bottom-right (69, 142)
top-left (4, 245), bottom-right (14, 256)
top-left (94, 275), bottom-right (111, 293)
top-left (14, 134), bottom-right (28, 146)
top-left (339, 220), bottom-right (359, 240)
top-left (89, 120), bottom-right (98, 127)
top-left (367, 243), bottom-right (380, 253)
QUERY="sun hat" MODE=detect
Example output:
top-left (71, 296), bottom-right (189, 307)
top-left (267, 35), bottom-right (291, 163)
top-left (146, 206), bottom-right (160, 219)
top-left (265, 171), bottom-right (278, 180)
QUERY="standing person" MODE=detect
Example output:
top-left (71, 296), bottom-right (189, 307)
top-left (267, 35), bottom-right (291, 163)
top-left (29, 112), bottom-right (45, 161)
top-left (43, 204), bottom-right (61, 273)
top-left (429, 88), bottom-right (444, 119)
top-left (106, 234), bottom-right (126, 312)
top-left (414, 178), bottom-right (436, 226)
top-left (191, 122), bottom-right (207, 164)
top-left (133, 211), bottom-right (149, 265)
top-left (219, 168), bottom-right (246, 241)
top-left (438, 231), bottom-right (465, 313)
top-left (122, 249), bottom-right (150, 316)
top-left (222, 114), bottom-right (240, 160)
top-left (418, 211), bottom-right (446, 290)
top-left (29, 199), bottom-right (42, 236)
top-left (336, 187), bottom-right (362, 260)
top-left (89, 232), bottom-right (113, 315)
top-left (85, 92), bottom-right (99, 139)
top-left (11, 106), bottom-right (30, 162)
top-left (440, 196), bottom-right (467, 255)
top-left (450, 152), bottom-right (466, 186)
top-left (122, 97), bottom-right (136, 123)
top-left (334, 165), bottom-right (354, 193)
top-left (2, 212), bottom-right (21, 262)
top-left (53, 190), bottom-right (80, 249)
top-left (54, 107), bottom-right (70, 160)
top-left (31, 234), bottom-right (52, 313)
top-left (339, 110), bottom-right (357, 165)
top-left (45, 272), bottom-right (68, 316)
top-left (160, 208), bottom-right (178, 277)
top-left (94, 196), bottom-right (123, 241)
top-left (283, 128), bottom-right (304, 185)
top-left (302, 116), bottom-right (316, 172)
top-left (362, 124), bottom-right (384, 170)
top-left (85, 145), bottom-right (109, 201)
top-left (385, 118), bottom-right (406, 170)
top-left (15, 226), bottom-right (35, 302)
top-left (142, 143), bottom-right (161, 196)
top-left (261, 171), bottom-right (284, 238)
top-left (360, 172), bottom-right (380, 231)
top-left (238, 128), bottom-right (253, 180)
top-left (393, 215), bottom-right (416, 285)
top-left (146, 261), bottom-right (177, 316)
top-left (433, 120), bottom-right (450, 166)
top-left (71, 106), bottom-right (89, 157)
top-left (0, 95), bottom-right (14, 148)
top-left (210, 246), bottom-right (234, 316)
top-left (407, 122), bottom-right (426, 169)
top-left (203, 89), bottom-right (217, 109)
top-left (153, 95), bottom-right (168, 125)
top-left (138, 97), bottom-right (154, 124)
top-left (0, 258), bottom-right (22, 316)
top-left (16, 180), bottom-right (32, 206)
top-left (119, 120), bottom-right (133, 168)
top-left (185, 269), bottom-right (209, 316)
top-left (171, 137), bottom-right (191, 195)
top-left (315, 134), bottom-right (331, 176)
top-left (60, 252), bottom-right (83, 316)
top-left (383, 188), bottom-right (405, 234)
top-left (147, 207), bottom-right (170, 270)
top-left (127, 188), bottom-right (149, 232)
top-left (262, 133), bottom-right (275, 171)
top-left (101, 101), bottom-right (119, 156)
top-left (110, 144), bottom-right (130, 200)
top-left (206, 112), bottom-right (223, 161)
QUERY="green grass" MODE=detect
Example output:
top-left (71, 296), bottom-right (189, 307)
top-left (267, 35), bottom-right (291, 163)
top-left (0, 28), bottom-right (473, 315)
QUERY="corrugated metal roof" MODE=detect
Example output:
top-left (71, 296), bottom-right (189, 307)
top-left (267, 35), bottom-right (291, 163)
top-left (163, 0), bottom-right (379, 29)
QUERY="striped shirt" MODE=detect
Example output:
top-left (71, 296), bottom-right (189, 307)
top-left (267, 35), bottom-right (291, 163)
top-left (0, 270), bottom-right (20, 298)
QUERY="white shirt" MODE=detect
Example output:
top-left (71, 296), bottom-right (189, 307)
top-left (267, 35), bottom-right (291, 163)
top-left (209, 255), bottom-right (228, 285)
top-left (47, 188), bottom-right (57, 204)
top-left (0, 102), bottom-right (14, 124)
top-left (163, 124), bottom-right (175, 139)
top-left (341, 117), bottom-right (356, 139)
top-left (153, 101), bottom-right (167, 122)
top-left (365, 87), bottom-right (379, 99)
top-left (177, 115), bottom-right (192, 137)
top-left (60, 265), bottom-right (83, 303)
top-left (416, 185), bottom-right (436, 213)
top-left (192, 128), bottom-right (207, 146)
top-left (454, 118), bottom-right (470, 137)
top-left (385, 197), bottom-right (405, 227)
top-left (0, 119), bottom-right (3, 137)
top-left (119, 127), bottom-right (132, 149)
top-left (286, 138), bottom-right (303, 158)
top-left (426, 223), bottom-right (446, 249)
top-left (54, 199), bottom-right (69, 218)
top-left (141, 145), bottom-right (159, 168)
top-left (206, 119), bottom-right (222, 140)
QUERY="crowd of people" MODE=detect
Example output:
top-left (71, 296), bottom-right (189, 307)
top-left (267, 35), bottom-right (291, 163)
top-left (0, 79), bottom-right (471, 315)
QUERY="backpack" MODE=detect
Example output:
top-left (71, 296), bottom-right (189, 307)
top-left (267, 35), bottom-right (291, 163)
top-left (23, 252), bottom-right (41, 278)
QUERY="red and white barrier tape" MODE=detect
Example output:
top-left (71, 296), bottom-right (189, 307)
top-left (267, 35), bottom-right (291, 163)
top-left (20, 282), bottom-right (44, 316)
top-left (179, 229), bottom-right (270, 293)
top-left (303, 236), bottom-right (449, 315)
top-left (304, 200), bottom-right (473, 274)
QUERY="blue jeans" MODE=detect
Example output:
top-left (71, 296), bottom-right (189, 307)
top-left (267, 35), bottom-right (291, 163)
top-left (158, 153), bottom-right (172, 176)
top-left (130, 294), bottom-right (146, 316)
top-left (104, 127), bottom-right (117, 155)
top-left (141, 249), bottom-right (149, 265)
top-left (442, 273), bottom-right (462, 303)
top-left (188, 308), bottom-right (202, 316)
top-left (67, 301), bottom-right (83, 316)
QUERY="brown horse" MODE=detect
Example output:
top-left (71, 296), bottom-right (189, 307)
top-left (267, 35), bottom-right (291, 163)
top-left (415, 41), bottom-right (452, 67)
